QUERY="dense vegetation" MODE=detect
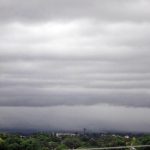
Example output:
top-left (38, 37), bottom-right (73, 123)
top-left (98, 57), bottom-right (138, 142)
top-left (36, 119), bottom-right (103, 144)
top-left (0, 132), bottom-right (150, 150)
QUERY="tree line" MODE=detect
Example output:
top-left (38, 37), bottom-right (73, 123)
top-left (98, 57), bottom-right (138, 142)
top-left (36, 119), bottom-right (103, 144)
top-left (0, 132), bottom-right (150, 150)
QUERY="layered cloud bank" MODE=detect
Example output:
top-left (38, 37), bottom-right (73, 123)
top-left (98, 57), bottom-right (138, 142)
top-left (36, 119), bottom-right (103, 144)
top-left (0, 0), bottom-right (150, 132)
top-left (1, 105), bottom-right (150, 133)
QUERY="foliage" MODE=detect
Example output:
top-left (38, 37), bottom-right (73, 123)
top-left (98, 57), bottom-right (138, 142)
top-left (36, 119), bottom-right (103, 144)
top-left (63, 137), bottom-right (82, 149)
top-left (0, 132), bottom-right (150, 150)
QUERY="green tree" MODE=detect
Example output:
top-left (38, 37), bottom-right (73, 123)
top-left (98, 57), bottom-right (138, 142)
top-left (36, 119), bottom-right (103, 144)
top-left (21, 138), bottom-right (41, 150)
top-left (63, 137), bottom-right (82, 149)
top-left (48, 141), bottom-right (58, 150)
top-left (0, 137), bottom-right (6, 150)
top-left (56, 144), bottom-right (68, 150)
top-left (7, 143), bottom-right (20, 150)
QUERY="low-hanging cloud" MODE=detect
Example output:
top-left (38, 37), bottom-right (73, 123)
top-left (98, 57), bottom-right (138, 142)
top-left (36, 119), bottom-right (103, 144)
top-left (0, 105), bottom-right (150, 132)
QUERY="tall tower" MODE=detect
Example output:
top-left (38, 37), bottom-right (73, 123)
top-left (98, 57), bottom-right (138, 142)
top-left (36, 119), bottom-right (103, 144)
top-left (83, 128), bottom-right (87, 135)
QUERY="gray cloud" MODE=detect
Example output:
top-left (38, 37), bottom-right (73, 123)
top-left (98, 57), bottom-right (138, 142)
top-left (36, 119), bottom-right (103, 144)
top-left (0, 105), bottom-right (150, 132)
top-left (1, 21), bottom-right (150, 107)
top-left (0, 0), bottom-right (150, 22)
top-left (0, 0), bottom-right (150, 132)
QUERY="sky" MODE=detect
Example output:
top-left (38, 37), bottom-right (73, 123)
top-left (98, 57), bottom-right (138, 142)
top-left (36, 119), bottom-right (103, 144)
top-left (0, 0), bottom-right (150, 133)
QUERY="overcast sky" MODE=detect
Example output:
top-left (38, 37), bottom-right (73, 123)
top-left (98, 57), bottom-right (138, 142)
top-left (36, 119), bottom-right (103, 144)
top-left (0, 0), bottom-right (150, 132)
